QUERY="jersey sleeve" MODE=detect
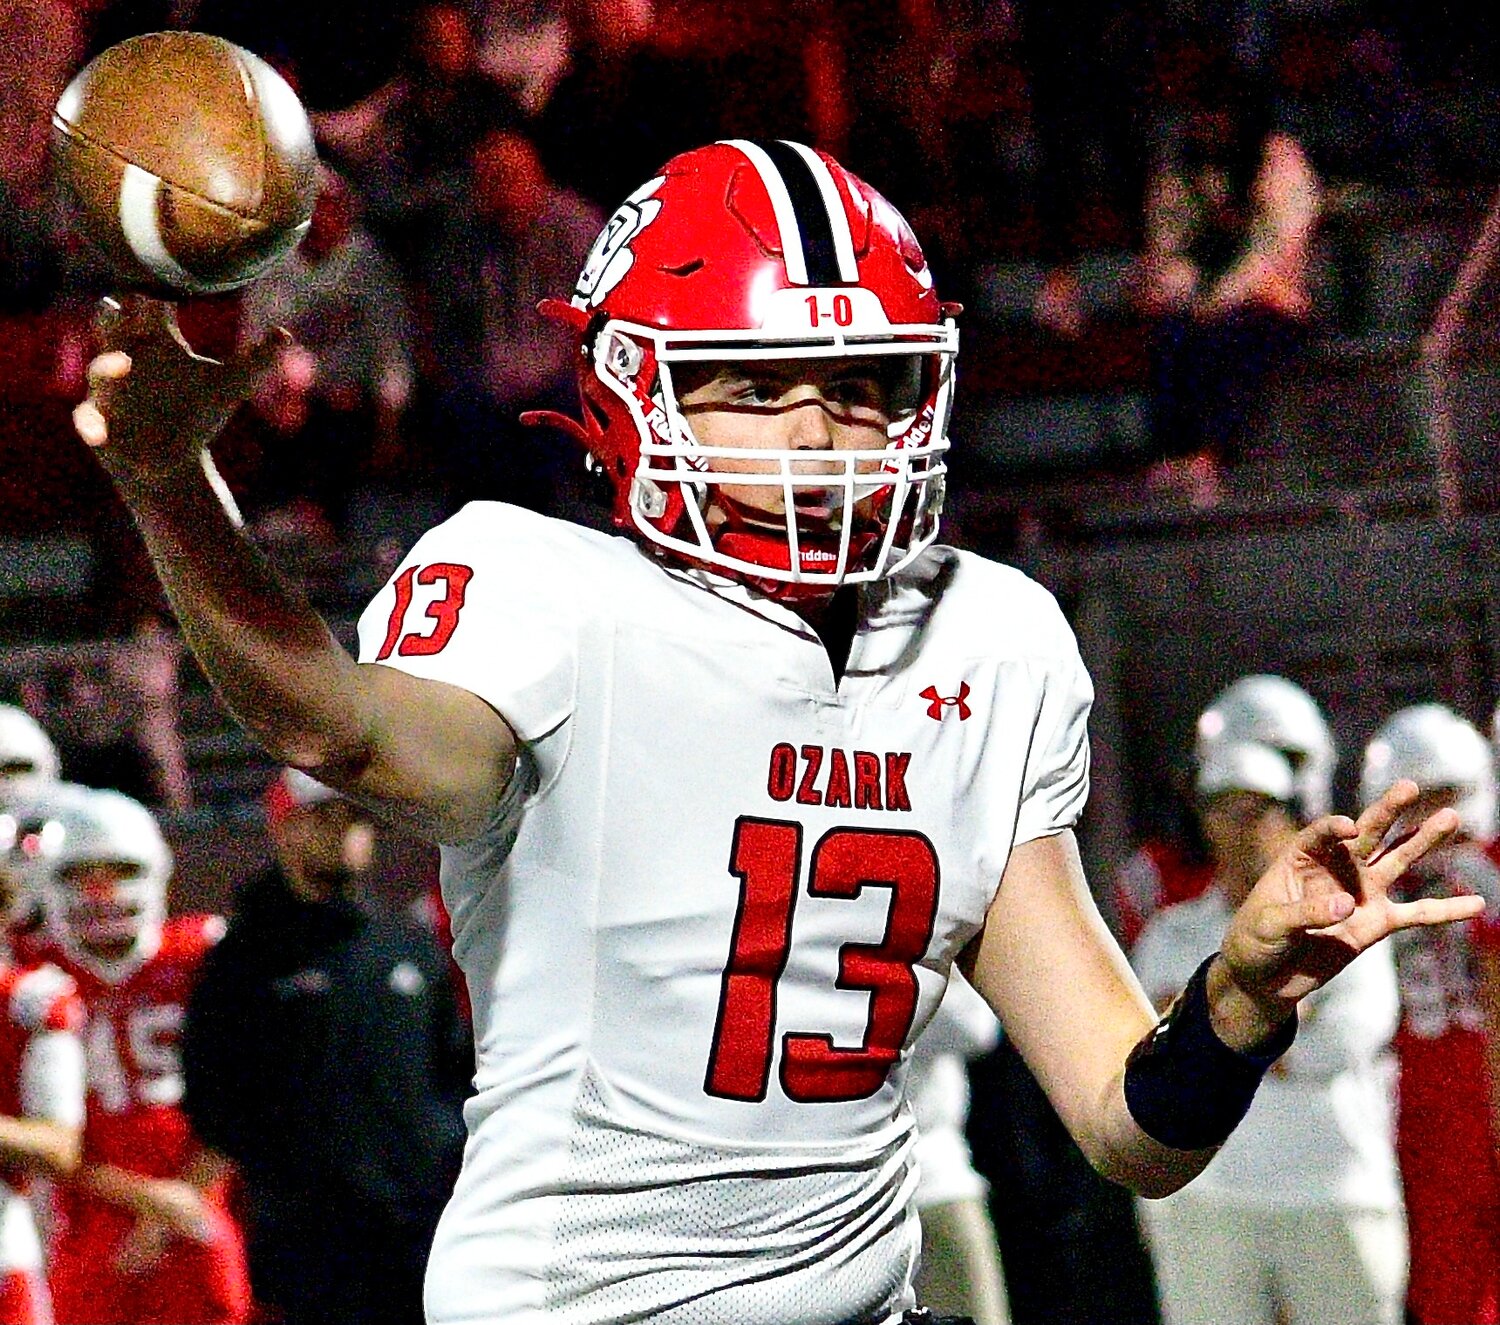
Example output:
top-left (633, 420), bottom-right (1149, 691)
top-left (355, 505), bottom-right (579, 741)
top-left (11, 963), bottom-right (84, 1035)
top-left (1012, 605), bottom-right (1094, 846)
top-left (19, 1029), bottom-right (86, 1127)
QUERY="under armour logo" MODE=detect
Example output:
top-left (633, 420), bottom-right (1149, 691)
top-left (920, 682), bottom-right (971, 721)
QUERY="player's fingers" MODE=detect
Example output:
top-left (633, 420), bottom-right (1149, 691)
top-left (73, 398), bottom-right (108, 447)
top-left (94, 294), bottom-right (124, 346)
top-left (1349, 780), bottom-right (1420, 859)
top-left (1389, 891), bottom-right (1486, 931)
top-left (84, 350), bottom-right (132, 418)
top-left (1369, 806), bottom-right (1460, 884)
top-left (99, 294), bottom-right (181, 359)
top-left (86, 350), bottom-right (132, 389)
top-left (1291, 814), bottom-right (1358, 858)
top-left (1290, 814), bottom-right (1360, 888)
top-left (120, 293), bottom-right (176, 337)
top-left (1261, 890), bottom-right (1356, 939)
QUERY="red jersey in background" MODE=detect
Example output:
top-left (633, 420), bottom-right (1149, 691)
top-left (0, 958), bottom-right (83, 1325)
top-left (41, 915), bottom-right (251, 1325)
top-left (1393, 844), bottom-right (1500, 1325)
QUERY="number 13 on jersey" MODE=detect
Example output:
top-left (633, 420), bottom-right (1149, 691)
top-left (705, 817), bottom-right (940, 1104)
top-left (376, 562), bottom-right (474, 659)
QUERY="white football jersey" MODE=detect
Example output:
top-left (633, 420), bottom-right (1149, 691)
top-left (356, 504), bottom-right (1093, 1325)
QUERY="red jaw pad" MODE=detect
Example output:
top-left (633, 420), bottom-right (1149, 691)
top-left (715, 528), bottom-right (878, 579)
top-left (713, 533), bottom-right (823, 602)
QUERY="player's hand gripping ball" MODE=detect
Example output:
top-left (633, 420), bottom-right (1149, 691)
top-left (51, 31), bottom-right (319, 297)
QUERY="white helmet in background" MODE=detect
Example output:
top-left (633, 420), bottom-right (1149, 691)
top-left (0, 705), bottom-right (59, 785)
top-left (0, 788), bottom-right (51, 926)
top-left (1361, 703), bottom-right (1496, 842)
top-left (26, 783), bottom-right (171, 973)
top-left (1195, 740), bottom-right (1297, 806)
top-left (1195, 675), bottom-right (1336, 821)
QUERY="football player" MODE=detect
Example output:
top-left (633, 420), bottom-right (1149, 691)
top-left (0, 796), bottom-right (85, 1325)
top-left (907, 974), bottom-right (1008, 1325)
top-left (1110, 674), bottom-right (1335, 951)
top-left (1360, 705), bottom-right (1500, 1325)
top-left (1133, 740), bottom-right (1405, 1325)
top-left (24, 784), bottom-right (250, 1325)
top-left (71, 140), bottom-right (1479, 1325)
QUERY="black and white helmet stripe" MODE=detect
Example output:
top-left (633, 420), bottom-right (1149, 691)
top-left (721, 138), bottom-right (860, 287)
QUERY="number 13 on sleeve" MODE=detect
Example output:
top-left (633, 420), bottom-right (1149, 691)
top-left (376, 562), bottom-right (474, 660)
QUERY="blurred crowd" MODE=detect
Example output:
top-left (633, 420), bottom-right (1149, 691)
top-left (2, 0), bottom-right (1500, 610)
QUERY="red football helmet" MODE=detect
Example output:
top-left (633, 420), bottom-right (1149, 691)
top-left (531, 139), bottom-right (959, 592)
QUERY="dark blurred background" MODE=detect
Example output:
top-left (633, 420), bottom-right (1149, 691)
top-left (3, 0), bottom-right (1499, 919)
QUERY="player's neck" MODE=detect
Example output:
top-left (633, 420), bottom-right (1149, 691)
top-left (793, 587), bottom-right (859, 683)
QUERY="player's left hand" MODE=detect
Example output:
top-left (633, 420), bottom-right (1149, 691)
top-left (1217, 779), bottom-right (1481, 1029)
top-left (114, 1215), bottom-right (170, 1275)
top-left (136, 1177), bottom-right (216, 1244)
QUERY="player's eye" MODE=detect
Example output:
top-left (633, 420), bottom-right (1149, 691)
top-left (826, 376), bottom-right (888, 411)
top-left (730, 379), bottom-right (782, 406)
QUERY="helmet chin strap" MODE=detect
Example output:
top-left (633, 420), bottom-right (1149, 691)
top-left (713, 527), bottom-right (879, 602)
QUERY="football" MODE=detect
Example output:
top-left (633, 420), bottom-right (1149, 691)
top-left (51, 31), bottom-right (320, 298)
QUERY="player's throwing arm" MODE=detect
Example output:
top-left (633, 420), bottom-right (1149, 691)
top-left (72, 299), bottom-right (517, 845)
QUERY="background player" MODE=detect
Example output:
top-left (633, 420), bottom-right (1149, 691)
top-left (1133, 738), bottom-right (1405, 1325)
top-left (1110, 674), bottom-right (1335, 951)
top-left (0, 710), bottom-right (58, 792)
top-left (0, 795), bottom-right (84, 1325)
top-left (68, 140), bottom-right (1481, 1325)
top-left (23, 784), bottom-right (250, 1325)
top-left (908, 973), bottom-right (1008, 1325)
top-left (1360, 704), bottom-right (1500, 1325)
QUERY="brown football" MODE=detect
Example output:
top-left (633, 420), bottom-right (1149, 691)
top-left (51, 31), bottom-right (320, 298)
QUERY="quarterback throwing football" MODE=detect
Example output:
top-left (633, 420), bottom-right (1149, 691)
top-left (72, 141), bottom-right (1480, 1325)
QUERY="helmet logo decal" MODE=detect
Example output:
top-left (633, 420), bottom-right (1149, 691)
top-left (573, 177), bottom-right (665, 309)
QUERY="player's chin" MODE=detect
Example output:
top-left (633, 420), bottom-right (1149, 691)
top-left (713, 488), bottom-right (876, 539)
top-left (748, 506), bottom-right (849, 538)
